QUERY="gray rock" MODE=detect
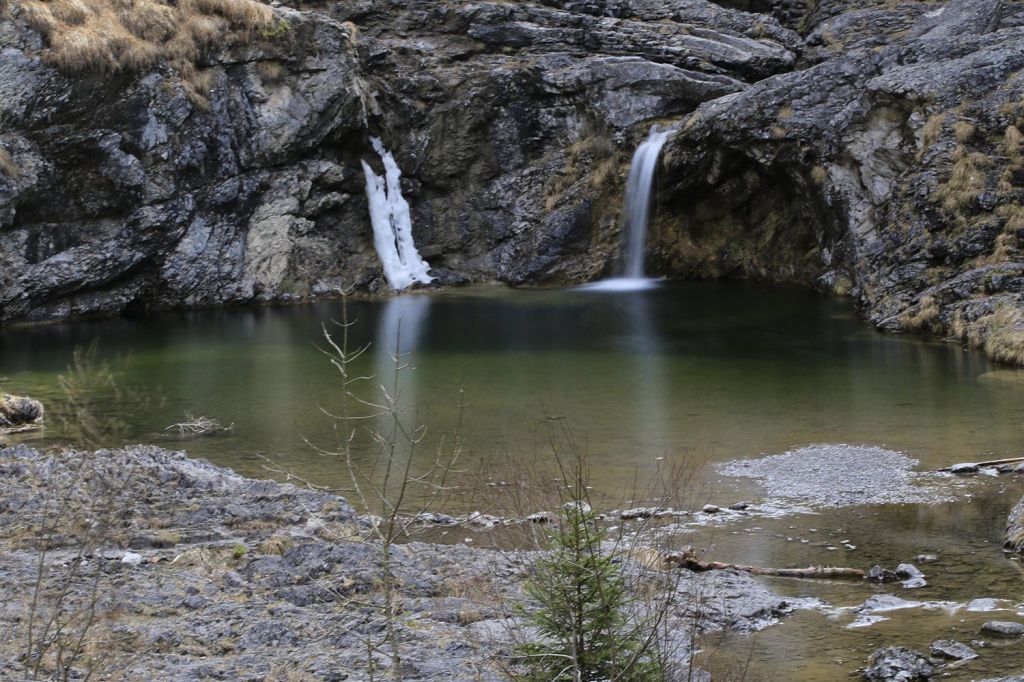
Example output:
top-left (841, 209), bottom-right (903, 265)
top-left (929, 639), bottom-right (977, 661)
top-left (1007, 496), bottom-right (1024, 553)
top-left (895, 563), bottom-right (923, 579)
top-left (867, 565), bottom-right (900, 583)
top-left (0, 394), bottom-right (43, 431)
top-left (981, 620), bottom-right (1024, 637)
top-left (0, 444), bottom-right (802, 681)
top-left (949, 463), bottom-right (980, 474)
top-left (864, 646), bottom-right (935, 681)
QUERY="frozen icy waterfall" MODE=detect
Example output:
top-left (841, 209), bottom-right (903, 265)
top-left (362, 137), bottom-right (434, 290)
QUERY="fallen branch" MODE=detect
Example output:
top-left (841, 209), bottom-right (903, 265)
top-left (0, 424), bottom-right (43, 435)
top-left (164, 413), bottom-right (233, 437)
top-left (939, 456), bottom-right (1024, 472)
top-left (665, 552), bottom-right (865, 579)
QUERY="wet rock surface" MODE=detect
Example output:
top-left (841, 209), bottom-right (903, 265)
top-left (981, 620), bottom-right (1024, 637)
top-left (0, 0), bottom-right (797, 320)
top-left (0, 445), bottom-right (801, 680)
top-left (659, 0), bottom-right (1024, 365)
top-left (0, 0), bottom-right (1021, 365)
top-left (720, 444), bottom-right (949, 507)
top-left (1007, 495), bottom-right (1024, 552)
top-left (864, 646), bottom-right (935, 681)
top-left (929, 639), bottom-right (978, 661)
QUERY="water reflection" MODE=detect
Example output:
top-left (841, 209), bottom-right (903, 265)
top-left (373, 294), bottom-right (432, 469)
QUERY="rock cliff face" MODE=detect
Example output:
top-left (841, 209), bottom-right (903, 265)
top-left (658, 0), bottom-right (1024, 364)
top-left (0, 0), bottom-right (1022, 362)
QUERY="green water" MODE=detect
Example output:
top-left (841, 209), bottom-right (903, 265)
top-left (3, 281), bottom-right (1024, 679)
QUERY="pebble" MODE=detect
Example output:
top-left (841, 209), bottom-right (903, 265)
top-left (121, 552), bottom-right (143, 566)
top-left (526, 511), bottom-right (558, 524)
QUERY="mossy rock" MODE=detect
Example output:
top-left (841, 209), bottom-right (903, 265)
top-left (0, 394), bottom-right (44, 432)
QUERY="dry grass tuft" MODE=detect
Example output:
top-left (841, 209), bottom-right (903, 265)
top-left (933, 147), bottom-right (992, 212)
top-left (900, 295), bottom-right (940, 332)
top-left (919, 113), bottom-right (945, 157)
top-left (0, 148), bottom-right (18, 179)
top-left (1004, 124), bottom-right (1023, 158)
top-left (810, 164), bottom-right (828, 186)
top-left (256, 59), bottom-right (284, 83)
top-left (13, 0), bottom-right (279, 77)
top-left (973, 304), bottom-right (1024, 366)
top-left (953, 120), bottom-right (976, 144)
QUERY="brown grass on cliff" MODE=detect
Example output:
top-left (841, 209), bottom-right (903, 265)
top-left (900, 295), bottom-right (940, 333)
top-left (962, 303), bottom-right (1024, 366)
top-left (933, 147), bottom-right (991, 213)
top-left (0, 149), bottom-right (18, 179)
top-left (13, 0), bottom-right (277, 87)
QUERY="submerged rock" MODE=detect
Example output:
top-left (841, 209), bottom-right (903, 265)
top-left (864, 646), bottom-right (935, 681)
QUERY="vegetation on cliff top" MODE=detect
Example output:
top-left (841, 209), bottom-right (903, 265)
top-left (6, 0), bottom-right (280, 103)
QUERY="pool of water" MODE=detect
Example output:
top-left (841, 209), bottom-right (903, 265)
top-left (3, 280), bottom-right (1024, 678)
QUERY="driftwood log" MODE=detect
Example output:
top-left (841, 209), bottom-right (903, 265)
top-left (940, 456), bottom-right (1024, 472)
top-left (664, 551), bottom-right (865, 579)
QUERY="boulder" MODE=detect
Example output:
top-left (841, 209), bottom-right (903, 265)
top-left (929, 639), bottom-right (977, 661)
top-left (864, 646), bottom-right (935, 681)
top-left (980, 620), bottom-right (1024, 637)
top-left (0, 394), bottom-right (44, 432)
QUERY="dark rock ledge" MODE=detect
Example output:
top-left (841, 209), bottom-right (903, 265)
top-left (0, 444), bottom-right (801, 680)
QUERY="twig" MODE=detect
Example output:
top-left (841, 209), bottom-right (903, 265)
top-left (164, 413), bottom-right (233, 437)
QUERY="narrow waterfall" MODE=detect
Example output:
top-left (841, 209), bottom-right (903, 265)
top-left (362, 137), bottom-right (434, 290)
top-left (621, 125), bottom-right (670, 279)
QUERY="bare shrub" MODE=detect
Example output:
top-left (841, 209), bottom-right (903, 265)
top-left (301, 299), bottom-right (466, 681)
top-left (164, 412), bottom-right (233, 437)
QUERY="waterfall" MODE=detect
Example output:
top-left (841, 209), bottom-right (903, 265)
top-left (622, 125), bottom-right (670, 279)
top-left (362, 137), bottom-right (434, 290)
top-left (578, 125), bottom-right (669, 292)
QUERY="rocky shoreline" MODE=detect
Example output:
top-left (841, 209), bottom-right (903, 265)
top-left (0, 444), bottom-right (806, 680)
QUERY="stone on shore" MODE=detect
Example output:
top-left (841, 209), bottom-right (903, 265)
top-left (0, 394), bottom-right (44, 432)
top-left (981, 620), bottom-right (1024, 637)
top-left (864, 646), bottom-right (935, 681)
